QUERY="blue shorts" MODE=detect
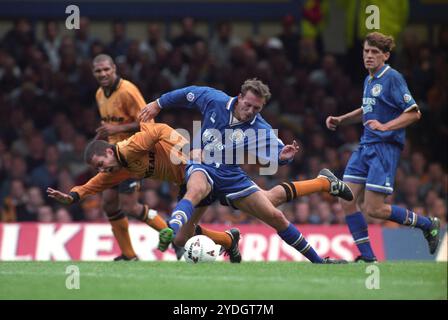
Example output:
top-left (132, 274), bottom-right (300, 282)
top-left (343, 143), bottom-right (401, 194)
top-left (185, 163), bottom-right (259, 208)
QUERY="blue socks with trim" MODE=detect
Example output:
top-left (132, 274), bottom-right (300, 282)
top-left (389, 205), bottom-right (432, 230)
top-left (169, 199), bottom-right (194, 234)
top-left (345, 212), bottom-right (376, 259)
top-left (278, 223), bottom-right (323, 263)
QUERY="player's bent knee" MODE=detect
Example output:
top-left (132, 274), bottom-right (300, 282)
top-left (103, 205), bottom-right (119, 217)
top-left (364, 205), bottom-right (386, 219)
top-left (119, 202), bottom-right (139, 216)
top-left (340, 198), bottom-right (356, 213)
top-left (185, 185), bottom-right (210, 203)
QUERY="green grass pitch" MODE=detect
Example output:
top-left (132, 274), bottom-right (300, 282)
top-left (0, 261), bottom-right (446, 300)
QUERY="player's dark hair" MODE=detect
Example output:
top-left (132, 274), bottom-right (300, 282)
top-left (84, 140), bottom-right (114, 164)
top-left (241, 78), bottom-right (272, 102)
top-left (364, 32), bottom-right (395, 53)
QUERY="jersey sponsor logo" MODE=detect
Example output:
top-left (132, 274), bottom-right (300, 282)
top-left (202, 129), bottom-right (224, 153)
top-left (362, 97), bottom-right (375, 114)
top-left (186, 92), bottom-right (195, 102)
top-left (101, 116), bottom-right (125, 123)
top-left (362, 97), bottom-right (376, 105)
top-left (403, 94), bottom-right (412, 103)
top-left (362, 104), bottom-right (373, 114)
top-left (371, 84), bottom-right (382, 97)
top-left (144, 151), bottom-right (156, 177)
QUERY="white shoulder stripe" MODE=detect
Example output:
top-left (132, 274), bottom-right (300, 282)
top-left (377, 65), bottom-right (391, 78)
top-left (226, 97), bottom-right (235, 110)
top-left (404, 104), bottom-right (419, 113)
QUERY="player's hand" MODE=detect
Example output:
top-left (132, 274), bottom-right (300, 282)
top-left (139, 102), bottom-right (161, 122)
top-left (95, 121), bottom-right (118, 138)
top-left (279, 140), bottom-right (300, 161)
top-left (326, 116), bottom-right (341, 131)
top-left (46, 187), bottom-right (73, 204)
top-left (365, 119), bottom-right (388, 131)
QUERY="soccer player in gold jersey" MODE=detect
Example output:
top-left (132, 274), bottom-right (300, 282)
top-left (47, 122), bottom-right (241, 261)
top-left (89, 54), bottom-right (165, 261)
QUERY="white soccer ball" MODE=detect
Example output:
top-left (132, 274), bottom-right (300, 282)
top-left (183, 235), bottom-right (218, 263)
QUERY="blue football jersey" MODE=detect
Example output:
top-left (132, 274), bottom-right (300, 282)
top-left (360, 64), bottom-right (418, 148)
top-left (157, 86), bottom-right (288, 167)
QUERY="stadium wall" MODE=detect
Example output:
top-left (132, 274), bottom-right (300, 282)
top-left (0, 223), bottom-right (446, 262)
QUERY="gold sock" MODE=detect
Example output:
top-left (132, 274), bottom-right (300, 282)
top-left (281, 178), bottom-right (330, 201)
top-left (140, 204), bottom-right (168, 231)
top-left (146, 214), bottom-right (168, 231)
top-left (198, 226), bottom-right (232, 249)
top-left (110, 216), bottom-right (136, 258)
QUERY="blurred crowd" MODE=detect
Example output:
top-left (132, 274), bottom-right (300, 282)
top-left (0, 17), bottom-right (446, 227)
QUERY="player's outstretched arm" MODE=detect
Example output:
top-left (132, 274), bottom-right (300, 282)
top-left (326, 107), bottom-right (363, 130)
top-left (46, 187), bottom-right (74, 205)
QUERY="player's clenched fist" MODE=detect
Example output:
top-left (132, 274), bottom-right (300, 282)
top-left (326, 116), bottom-right (341, 131)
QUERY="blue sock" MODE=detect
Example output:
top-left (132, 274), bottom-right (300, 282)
top-left (389, 205), bottom-right (432, 231)
top-left (278, 223), bottom-right (323, 263)
top-left (169, 199), bottom-right (194, 234)
top-left (345, 212), bottom-right (376, 259)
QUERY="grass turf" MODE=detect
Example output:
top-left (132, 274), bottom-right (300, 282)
top-left (0, 261), bottom-right (446, 300)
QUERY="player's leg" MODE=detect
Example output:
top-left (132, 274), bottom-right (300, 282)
top-left (262, 169), bottom-right (353, 207)
top-left (232, 191), bottom-right (344, 263)
top-left (120, 191), bottom-right (168, 232)
top-left (159, 170), bottom-right (212, 251)
top-left (363, 143), bottom-right (440, 255)
top-left (338, 182), bottom-right (378, 262)
top-left (364, 190), bottom-right (440, 254)
top-left (102, 188), bottom-right (137, 260)
top-left (335, 145), bottom-right (378, 262)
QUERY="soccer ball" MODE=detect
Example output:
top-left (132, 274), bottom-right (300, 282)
top-left (183, 235), bottom-right (218, 263)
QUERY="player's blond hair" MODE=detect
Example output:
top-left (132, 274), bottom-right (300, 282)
top-left (364, 32), bottom-right (395, 53)
top-left (241, 78), bottom-right (271, 102)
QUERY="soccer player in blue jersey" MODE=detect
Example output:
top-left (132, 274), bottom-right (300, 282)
top-left (140, 78), bottom-right (352, 264)
top-left (325, 32), bottom-right (440, 262)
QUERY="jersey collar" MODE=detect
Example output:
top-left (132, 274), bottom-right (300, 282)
top-left (113, 144), bottom-right (128, 168)
top-left (371, 64), bottom-right (390, 79)
top-left (102, 77), bottom-right (122, 98)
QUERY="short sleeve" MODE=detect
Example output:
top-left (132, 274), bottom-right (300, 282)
top-left (390, 73), bottom-right (418, 112)
top-left (157, 86), bottom-right (222, 115)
